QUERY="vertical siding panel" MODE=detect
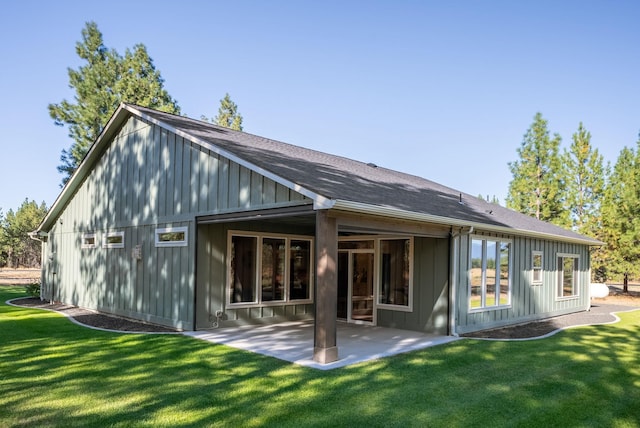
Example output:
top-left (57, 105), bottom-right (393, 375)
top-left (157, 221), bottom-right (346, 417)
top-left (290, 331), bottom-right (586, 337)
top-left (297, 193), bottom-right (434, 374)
top-left (146, 125), bottom-right (159, 222)
top-left (196, 147), bottom-right (207, 213)
top-left (134, 127), bottom-right (147, 224)
top-left (144, 225), bottom-right (154, 315)
top-left (208, 153), bottom-right (219, 211)
top-left (181, 140), bottom-right (192, 213)
top-left (173, 134), bottom-right (183, 215)
top-left (263, 178), bottom-right (276, 205)
top-left (127, 128), bottom-right (137, 222)
top-left (172, 247), bottom-right (181, 321)
top-left (275, 183), bottom-right (290, 202)
top-left (251, 172), bottom-right (264, 207)
top-left (159, 129), bottom-right (170, 218)
top-left (520, 236), bottom-right (529, 317)
top-left (118, 133), bottom-right (128, 222)
top-left (107, 145), bottom-right (117, 221)
top-left (218, 157), bottom-right (229, 211)
top-left (238, 166), bottom-right (251, 208)
top-left (228, 162), bottom-right (240, 208)
top-left (191, 146), bottom-right (201, 214)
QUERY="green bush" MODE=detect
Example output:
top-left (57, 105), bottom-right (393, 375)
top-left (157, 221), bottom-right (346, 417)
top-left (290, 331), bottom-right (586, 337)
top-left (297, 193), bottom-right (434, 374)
top-left (25, 281), bottom-right (40, 298)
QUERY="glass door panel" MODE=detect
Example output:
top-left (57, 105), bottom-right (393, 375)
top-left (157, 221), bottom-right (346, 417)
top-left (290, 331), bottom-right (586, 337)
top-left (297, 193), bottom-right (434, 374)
top-left (351, 252), bottom-right (374, 323)
top-left (337, 252), bottom-right (349, 320)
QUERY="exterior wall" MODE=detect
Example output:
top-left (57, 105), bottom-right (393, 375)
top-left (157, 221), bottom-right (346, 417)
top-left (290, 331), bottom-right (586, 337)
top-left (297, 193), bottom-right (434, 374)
top-left (195, 221), bottom-right (315, 329)
top-left (454, 231), bottom-right (592, 334)
top-left (41, 116), bottom-right (309, 329)
top-left (377, 237), bottom-right (449, 335)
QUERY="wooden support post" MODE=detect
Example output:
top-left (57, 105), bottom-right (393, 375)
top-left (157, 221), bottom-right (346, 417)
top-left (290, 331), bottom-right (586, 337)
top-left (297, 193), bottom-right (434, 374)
top-left (313, 210), bottom-right (339, 364)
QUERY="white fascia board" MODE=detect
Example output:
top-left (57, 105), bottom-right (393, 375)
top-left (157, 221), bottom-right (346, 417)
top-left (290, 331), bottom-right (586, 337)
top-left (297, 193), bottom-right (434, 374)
top-left (125, 105), bottom-right (335, 211)
top-left (331, 200), bottom-right (603, 246)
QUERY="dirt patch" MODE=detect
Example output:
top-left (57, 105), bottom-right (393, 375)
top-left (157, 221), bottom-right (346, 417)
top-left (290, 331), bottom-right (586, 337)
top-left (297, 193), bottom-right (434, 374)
top-left (9, 297), bottom-right (178, 333)
top-left (0, 268), bottom-right (40, 285)
top-left (596, 283), bottom-right (640, 306)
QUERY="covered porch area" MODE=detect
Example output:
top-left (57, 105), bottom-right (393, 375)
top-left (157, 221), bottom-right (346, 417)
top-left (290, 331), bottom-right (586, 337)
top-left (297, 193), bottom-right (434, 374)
top-left (185, 321), bottom-right (459, 370)
top-left (196, 205), bottom-right (452, 366)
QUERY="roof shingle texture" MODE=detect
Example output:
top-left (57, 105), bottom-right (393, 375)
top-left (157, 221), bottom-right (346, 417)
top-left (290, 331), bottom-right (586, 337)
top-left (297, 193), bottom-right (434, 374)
top-left (131, 105), bottom-right (599, 244)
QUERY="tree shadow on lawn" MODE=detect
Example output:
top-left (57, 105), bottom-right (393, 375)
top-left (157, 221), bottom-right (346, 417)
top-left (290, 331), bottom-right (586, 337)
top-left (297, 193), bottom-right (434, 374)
top-left (2, 290), bottom-right (640, 427)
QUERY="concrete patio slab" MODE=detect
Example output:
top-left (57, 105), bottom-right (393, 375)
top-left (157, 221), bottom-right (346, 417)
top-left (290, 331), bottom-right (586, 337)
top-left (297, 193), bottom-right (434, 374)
top-left (185, 321), bottom-right (459, 370)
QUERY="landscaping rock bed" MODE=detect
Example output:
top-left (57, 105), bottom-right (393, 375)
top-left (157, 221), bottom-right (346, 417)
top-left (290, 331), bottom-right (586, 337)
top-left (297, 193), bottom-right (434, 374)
top-left (463, 303), bottom-right (638, 339)
top-left (9, 297), bottom-right (178, 333)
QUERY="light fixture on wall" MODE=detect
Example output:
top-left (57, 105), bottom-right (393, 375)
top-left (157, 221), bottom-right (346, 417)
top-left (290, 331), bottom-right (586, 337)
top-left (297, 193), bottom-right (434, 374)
top-left (132, 245), bottom-right (142, 261)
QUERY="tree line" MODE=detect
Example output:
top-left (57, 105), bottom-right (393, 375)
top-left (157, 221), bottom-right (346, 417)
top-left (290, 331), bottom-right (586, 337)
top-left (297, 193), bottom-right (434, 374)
top-left (0, 200), bottom-right (48, 268)
top-left (507, 112), bottom-right (638, 289)
top-left (5, 22), bottom-right (637, 291)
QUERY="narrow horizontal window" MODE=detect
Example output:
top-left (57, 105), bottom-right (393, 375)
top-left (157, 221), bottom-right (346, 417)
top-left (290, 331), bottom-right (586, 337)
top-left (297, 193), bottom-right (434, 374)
top-left (103, 231), bottom-right (125, 249)
top-left (82, 233), bottom-right (97, 249)
top-left (155, 227), bottom-right (188, 247)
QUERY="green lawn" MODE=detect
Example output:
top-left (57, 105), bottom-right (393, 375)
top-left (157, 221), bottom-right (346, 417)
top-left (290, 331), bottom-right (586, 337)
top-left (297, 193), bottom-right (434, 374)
top-left (1, 286), bottom-right (639, 427)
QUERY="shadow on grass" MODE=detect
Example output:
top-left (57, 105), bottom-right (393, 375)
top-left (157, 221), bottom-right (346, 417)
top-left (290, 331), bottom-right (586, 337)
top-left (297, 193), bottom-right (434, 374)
top-left (1, 285), bottom-right (639, 427)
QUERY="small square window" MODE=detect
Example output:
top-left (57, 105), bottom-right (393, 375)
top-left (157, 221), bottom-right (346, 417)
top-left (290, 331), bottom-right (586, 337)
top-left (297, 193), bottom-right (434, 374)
top-left (155, 227), bottom-right (188, 247)
top-left (82, 233), bottom-right (97, 249)
top-left (103, 231), bottom-right (125, 249)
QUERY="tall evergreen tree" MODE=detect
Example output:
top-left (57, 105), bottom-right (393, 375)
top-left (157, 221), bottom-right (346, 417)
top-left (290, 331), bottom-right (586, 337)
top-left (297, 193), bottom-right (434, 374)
top-left (0, 200), bottom-right (48, 268)
top-left (507, 113), bottom-right (568, 226)
top-left (202, 93), bottom-right (243, 131)
top-left (562, 123), bottom-right (605, 236)
top-left (599, 142), bottom-right (640, 292)
top-left (116, 44), bottom-right (179, 113)
top-left (49, 22), bottom-right (180, 184)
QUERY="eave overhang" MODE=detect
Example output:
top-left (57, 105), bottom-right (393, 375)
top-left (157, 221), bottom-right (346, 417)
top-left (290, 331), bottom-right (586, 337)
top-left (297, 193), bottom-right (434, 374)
top-left (331, 200), bottom-right (604, 246)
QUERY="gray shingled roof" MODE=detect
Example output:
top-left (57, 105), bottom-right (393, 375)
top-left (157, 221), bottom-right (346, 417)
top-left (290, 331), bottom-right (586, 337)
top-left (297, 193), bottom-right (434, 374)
top-left (130, 105), bottom-right (600, 245)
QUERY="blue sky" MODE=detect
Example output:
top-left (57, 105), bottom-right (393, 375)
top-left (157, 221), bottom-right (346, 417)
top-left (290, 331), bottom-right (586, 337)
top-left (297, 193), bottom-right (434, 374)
top-left (1, 0), bottom-right (639, 213)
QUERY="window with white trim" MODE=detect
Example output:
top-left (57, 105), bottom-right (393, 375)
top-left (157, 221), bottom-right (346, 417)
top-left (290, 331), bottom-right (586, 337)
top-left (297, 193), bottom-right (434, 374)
top-left (155, 227), bottom-right (188, 247)
top-left (82, 233), bottom-right (97, 249)
top-left (103, 231), bottom-right (125, 249)
top-left (229, 232), bottom-right (313, 306)
top-left (378, 238), bottom-right (412, 308)
top-left (469, 237), bottom-right (511, 310)
top-left (532, 251), bottom-right (543, 285)
top-left (557, 253), bottom-right (579, 298)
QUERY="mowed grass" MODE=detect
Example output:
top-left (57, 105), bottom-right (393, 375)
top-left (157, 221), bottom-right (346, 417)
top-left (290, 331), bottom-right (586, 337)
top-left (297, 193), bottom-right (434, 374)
top-left (1, 286), bottom-right (639, 427)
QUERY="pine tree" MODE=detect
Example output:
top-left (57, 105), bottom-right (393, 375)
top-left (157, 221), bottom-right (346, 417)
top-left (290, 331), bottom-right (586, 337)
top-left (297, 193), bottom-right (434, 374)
top-left (507, 113), bottom-right (568, 227)
top-left (49, 22), bottom-right (180, 184)
top-left (0, 200), bottom-right (48, 268)
top-left (203, 93), bottom-right (243, 131)
top-left (116, 44), bottom-right (179, 114)
top-left (599, 142), bottom-right (640, 292)
top-left (562, 123), bottom-right (605, 236)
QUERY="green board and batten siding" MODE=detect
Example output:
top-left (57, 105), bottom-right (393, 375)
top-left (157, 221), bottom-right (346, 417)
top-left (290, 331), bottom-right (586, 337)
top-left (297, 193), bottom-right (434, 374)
top-left (453, 232), bottom-right (591, 334)
top-left (376, 237), bottom-right (450, 335)
top-left (196, 221), bottom-right (316, 330)
top-left (42, 116), bottom-right (309, 330)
